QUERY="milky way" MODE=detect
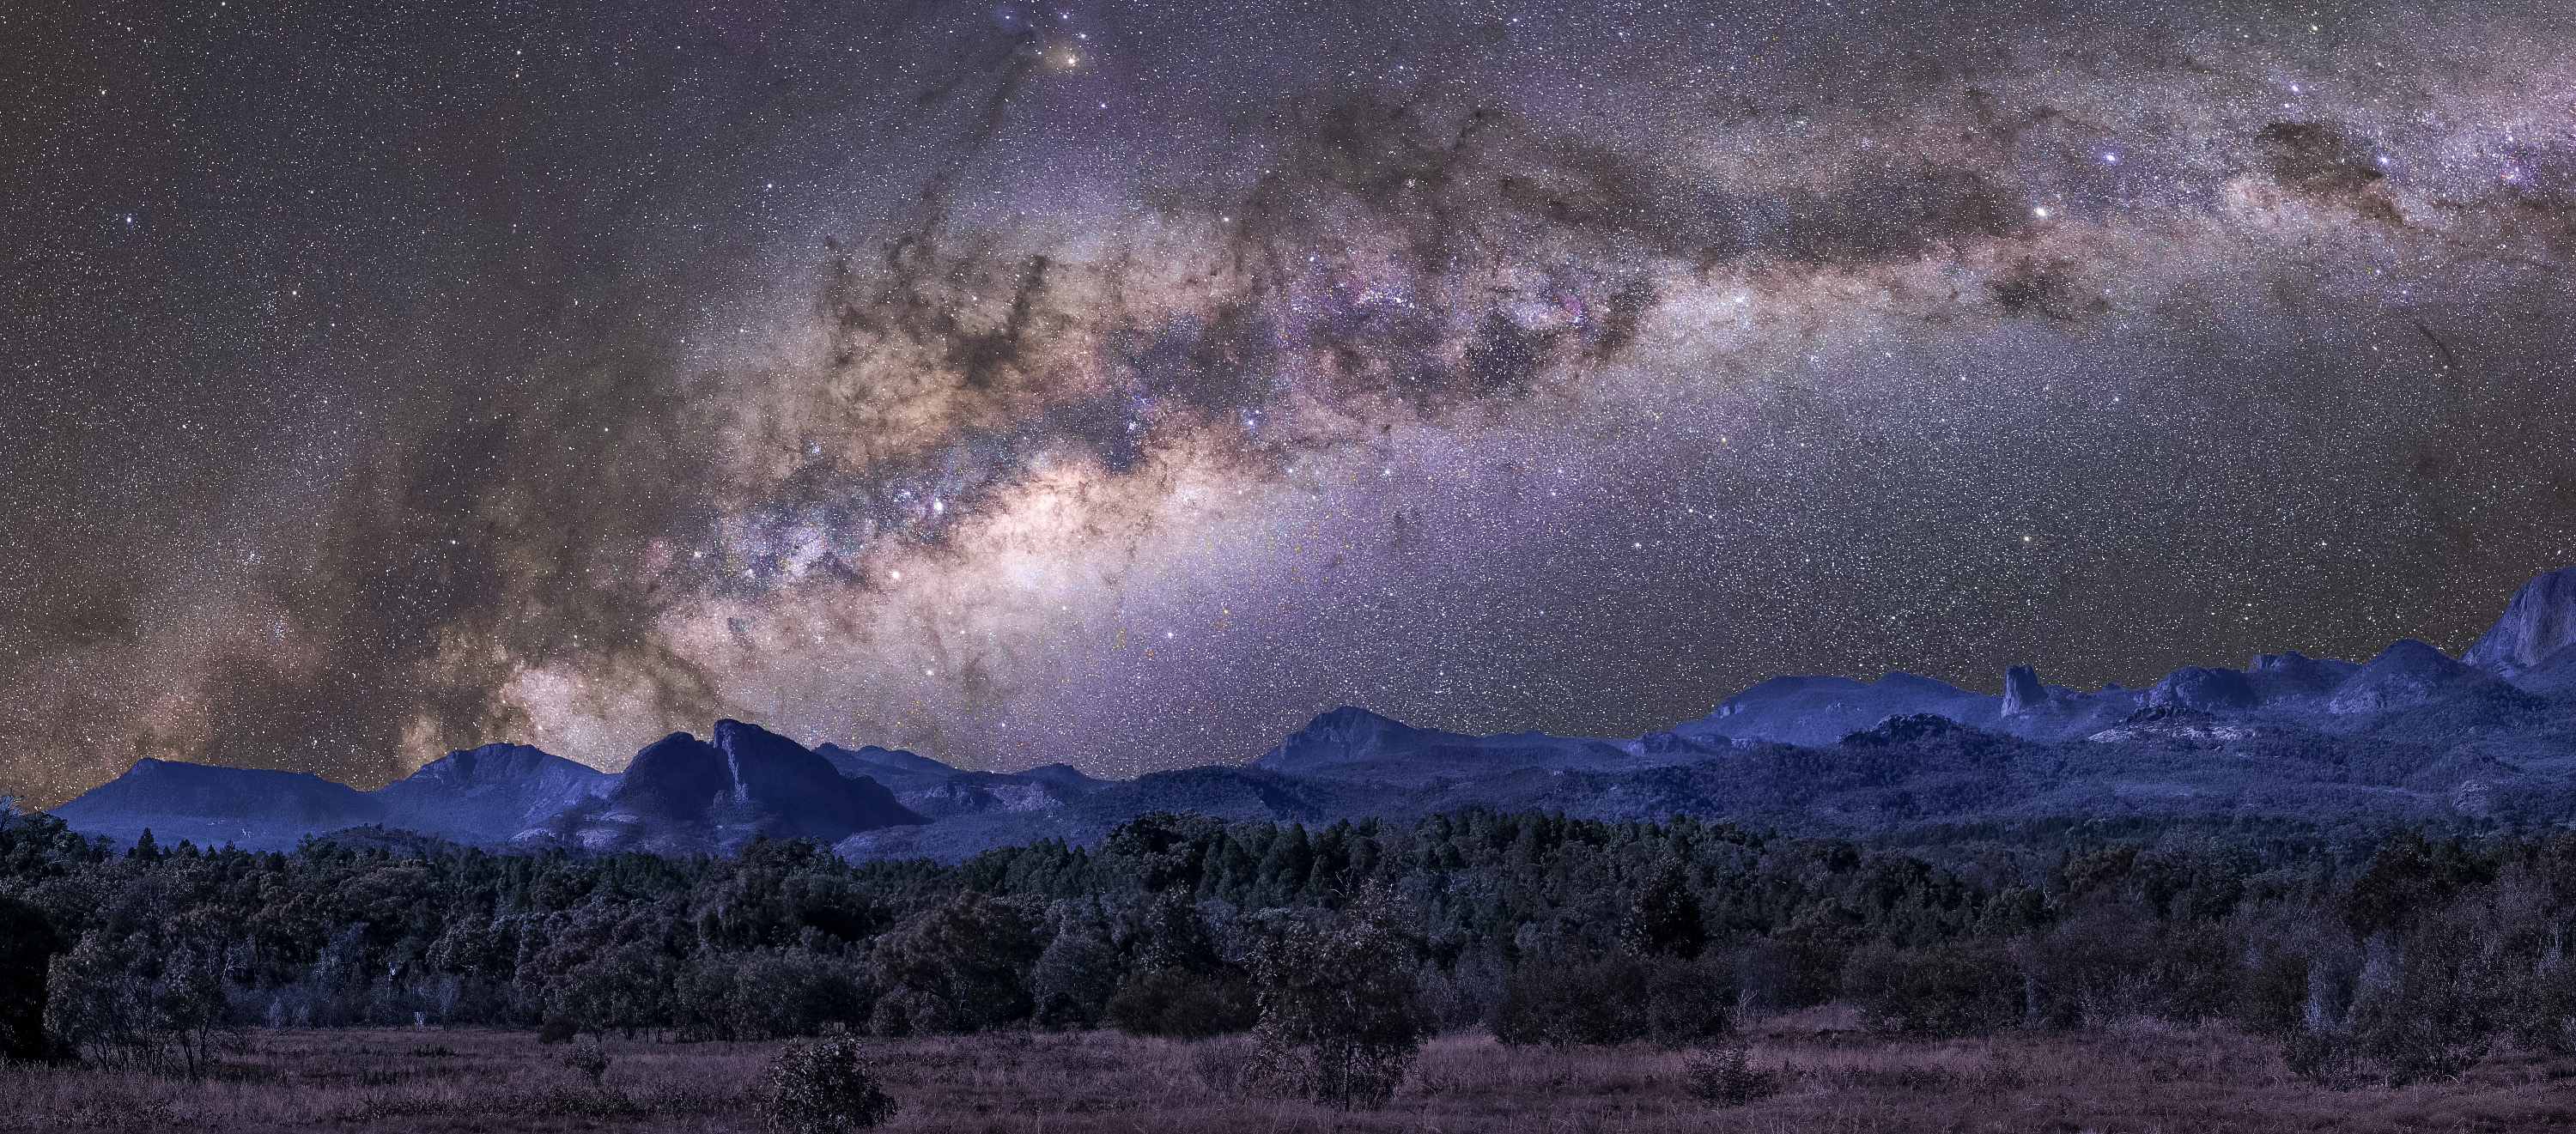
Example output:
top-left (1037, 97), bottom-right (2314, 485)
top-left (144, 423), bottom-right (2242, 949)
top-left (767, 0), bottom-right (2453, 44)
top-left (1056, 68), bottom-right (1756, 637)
top-left (8, 0), bottom-right (2576, 805)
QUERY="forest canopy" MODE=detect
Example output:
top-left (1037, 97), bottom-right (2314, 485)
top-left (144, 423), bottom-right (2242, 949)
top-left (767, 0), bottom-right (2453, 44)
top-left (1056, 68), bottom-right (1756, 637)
top-left (1, 800), bottom-right (2566, 1089)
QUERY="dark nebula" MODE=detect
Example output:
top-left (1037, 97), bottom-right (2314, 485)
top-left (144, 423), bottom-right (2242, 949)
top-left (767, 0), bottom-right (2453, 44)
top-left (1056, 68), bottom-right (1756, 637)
top-left (7, 0), bottom-right (2576, 804)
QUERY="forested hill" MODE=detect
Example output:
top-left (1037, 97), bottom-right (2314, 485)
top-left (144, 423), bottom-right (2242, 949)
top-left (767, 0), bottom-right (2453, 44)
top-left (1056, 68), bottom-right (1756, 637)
top-left (3, 798), bottom-right (2569, 1087)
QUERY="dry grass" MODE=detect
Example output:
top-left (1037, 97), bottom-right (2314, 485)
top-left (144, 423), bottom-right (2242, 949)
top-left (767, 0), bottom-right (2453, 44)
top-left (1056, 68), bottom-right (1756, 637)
top-left (10, 1011), bottom-right (2576, 1132)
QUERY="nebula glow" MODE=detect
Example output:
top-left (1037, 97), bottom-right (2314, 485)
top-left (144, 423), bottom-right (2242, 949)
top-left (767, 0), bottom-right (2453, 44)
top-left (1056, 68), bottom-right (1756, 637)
top-left (7, 0), bottom-right (2576, 804)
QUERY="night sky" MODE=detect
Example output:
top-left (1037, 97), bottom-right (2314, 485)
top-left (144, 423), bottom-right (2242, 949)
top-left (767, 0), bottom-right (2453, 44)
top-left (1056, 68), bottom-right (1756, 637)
top-left (8, 0), bottom-right (2576, 806)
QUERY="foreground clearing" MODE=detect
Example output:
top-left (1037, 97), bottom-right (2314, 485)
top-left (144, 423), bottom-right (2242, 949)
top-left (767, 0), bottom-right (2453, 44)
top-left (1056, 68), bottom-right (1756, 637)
top-left (8, 1013), bottom-right (2576, 1132)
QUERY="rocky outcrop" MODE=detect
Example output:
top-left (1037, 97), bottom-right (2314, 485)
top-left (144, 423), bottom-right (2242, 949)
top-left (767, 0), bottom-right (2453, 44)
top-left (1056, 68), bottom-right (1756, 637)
top-left (2245, 651), bottom-right (2360, 701)
top-left (612, 731), bottom-right (732, 827)
top-left (2147, 667), bottom-right (2259, 713)
top-left (605, 721), bottom-right (922, 846)
top-left (2464, 566), bottom-right (2576, 672)
top-left (1680, 671), bottom-right (2003, 747)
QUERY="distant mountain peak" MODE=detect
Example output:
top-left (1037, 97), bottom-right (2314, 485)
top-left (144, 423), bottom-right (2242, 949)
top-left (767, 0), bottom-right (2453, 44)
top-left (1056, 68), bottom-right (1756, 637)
top-left (2365, 638), bottom-right (2463, 673)
top-left (1300, 705), bottom-right (1415, 734)
top-left (399, 743), bottom-right (579, 785)
top-left (1255, 707), bottom-right (1427, 765)
top-left (375, 742), bottom-right (611, 843)
top-left (2324, 638), bottom-right (2500, 715)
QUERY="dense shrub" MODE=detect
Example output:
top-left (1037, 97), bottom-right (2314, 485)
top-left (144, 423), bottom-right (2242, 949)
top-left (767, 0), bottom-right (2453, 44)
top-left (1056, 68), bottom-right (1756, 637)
top-left (681, 948), bottom-right (872, 1040)
top-left (866, 890), bottom-right (1040, 1034)
top-left (1620, 856), bottom-right (1710, 958)
top-left (1764, 901), bottom-right (1867, 1010)
top-left (1247, 889), bottom-right (1427, 1108)
top-left (559, 1034), bottom-right (609, 1084)
top-left (2281, 1028), bottom-right (2368, 1088)
top-left (2228, 942), bottom-right (2316, 1038)
top-left (42, 929), bottom-right (228, 1075)
top-left (757, 1035), bottom-right (898, 1132)
top-left (2336, 919), bottom-right (2510, 1085)
top-left (1684, 1041), bottom-right (1779, 1106)
top-left (1843, 938), bottom-right (2021, 1039)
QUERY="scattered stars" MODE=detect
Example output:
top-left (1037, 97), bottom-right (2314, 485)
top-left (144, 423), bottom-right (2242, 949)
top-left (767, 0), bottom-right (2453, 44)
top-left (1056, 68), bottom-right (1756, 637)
top-left (8, 0), bottom-right (2576, 803)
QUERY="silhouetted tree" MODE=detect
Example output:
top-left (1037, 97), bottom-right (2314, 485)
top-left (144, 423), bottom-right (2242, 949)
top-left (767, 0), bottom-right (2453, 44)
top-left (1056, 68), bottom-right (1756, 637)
top-left (1247, 888), bottom-right (1426, 1108)
top-left (43, 931), bottom-right (170, 1069)
top-left (2339, 912), bottom-right (2510, 1085)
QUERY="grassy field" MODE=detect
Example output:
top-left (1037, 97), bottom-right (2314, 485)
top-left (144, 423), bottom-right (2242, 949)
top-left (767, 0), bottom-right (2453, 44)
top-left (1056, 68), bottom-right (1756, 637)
top-left (8, 1011), bottom-right (2576, 1132)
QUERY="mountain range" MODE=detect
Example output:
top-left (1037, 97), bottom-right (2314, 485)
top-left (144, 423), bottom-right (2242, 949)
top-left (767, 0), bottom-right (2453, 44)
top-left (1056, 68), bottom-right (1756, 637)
top-left (41, 565), bottom-right (2576, 859)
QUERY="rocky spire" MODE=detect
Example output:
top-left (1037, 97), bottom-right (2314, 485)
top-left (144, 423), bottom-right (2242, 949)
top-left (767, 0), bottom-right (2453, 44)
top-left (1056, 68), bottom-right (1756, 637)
top-left (2000, 664), bottom-right (2046, 716)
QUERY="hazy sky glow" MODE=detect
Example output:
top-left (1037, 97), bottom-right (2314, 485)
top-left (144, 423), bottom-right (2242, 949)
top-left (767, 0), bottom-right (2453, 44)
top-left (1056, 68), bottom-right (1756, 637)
top-left (7, 0), bottom-right (2576, 805)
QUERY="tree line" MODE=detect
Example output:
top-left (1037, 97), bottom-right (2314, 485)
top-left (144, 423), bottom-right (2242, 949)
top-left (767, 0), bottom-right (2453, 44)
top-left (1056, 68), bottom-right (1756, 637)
top-left (3, 797), bottom-right (2573, 1091)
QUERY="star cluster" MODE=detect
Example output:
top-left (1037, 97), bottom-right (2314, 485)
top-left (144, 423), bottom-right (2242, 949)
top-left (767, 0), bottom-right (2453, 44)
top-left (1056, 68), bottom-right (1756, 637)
top-left (7, 0), bottom-right (2576, 804)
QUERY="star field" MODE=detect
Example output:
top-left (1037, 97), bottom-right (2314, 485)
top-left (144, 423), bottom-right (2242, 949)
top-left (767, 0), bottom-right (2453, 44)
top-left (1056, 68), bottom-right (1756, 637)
top-left (6, 0), bottom-right (2576, 804)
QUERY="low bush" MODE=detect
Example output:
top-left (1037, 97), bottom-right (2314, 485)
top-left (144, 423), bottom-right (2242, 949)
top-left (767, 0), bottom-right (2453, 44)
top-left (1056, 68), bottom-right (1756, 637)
top-left (560, 1034), bottom-right (609, 1084)
top-left (758, 1035), bottom-right (899, 1132)
top-left (1684, 1041), bottom-right (1779, 1106)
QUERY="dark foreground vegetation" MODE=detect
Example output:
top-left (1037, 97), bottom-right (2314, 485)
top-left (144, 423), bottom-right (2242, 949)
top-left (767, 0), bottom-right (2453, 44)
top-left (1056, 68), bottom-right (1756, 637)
top-left (11, 797), bottom-right (2576, 1126)
top-left (11, 1021), bottom-right (2576, 1132)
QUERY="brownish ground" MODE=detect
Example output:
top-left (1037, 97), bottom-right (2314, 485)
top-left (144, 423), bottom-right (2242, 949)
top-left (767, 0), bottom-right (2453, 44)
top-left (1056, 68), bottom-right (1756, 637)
top-left (7, 1010), bottom-right (2576, 1132)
